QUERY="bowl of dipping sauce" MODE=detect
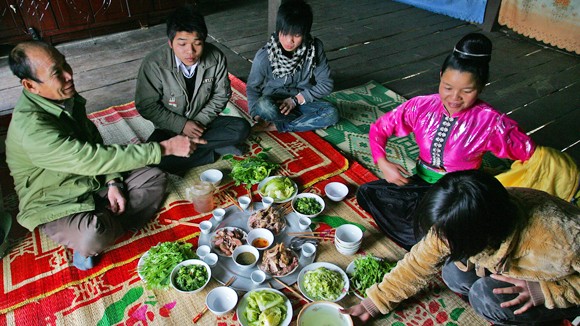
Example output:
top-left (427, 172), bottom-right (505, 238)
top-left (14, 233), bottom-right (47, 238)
top-left (247, 228), bottom-right (274, 251)
top-left (232, 245), bottom-right (259, 269)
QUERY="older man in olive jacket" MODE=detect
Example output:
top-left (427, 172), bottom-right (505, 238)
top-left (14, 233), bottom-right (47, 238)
top-left (135, 5), bottom-right (250, 175)
top-left (6, 41), bottom-right (199, 271)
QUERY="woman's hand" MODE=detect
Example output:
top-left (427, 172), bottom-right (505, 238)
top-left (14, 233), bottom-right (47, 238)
top-left (340, 303), bottom-right (372, 325)
top-left (107, 185), bottom-right (126, 215)
top-left (491, 274), bottom-right (535, 315)
top-left (377, 157), bottom-right (411, 186)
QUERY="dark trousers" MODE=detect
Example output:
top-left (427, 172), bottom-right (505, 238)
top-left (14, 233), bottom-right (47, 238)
top-left (147, 116), bottom-right (250, 175)
top-left (40, 167), bottom-right (167, 257)
top-left (442, 261), bottom-right (580, 325)
top-left (356, 177), bottom-right (432, 250)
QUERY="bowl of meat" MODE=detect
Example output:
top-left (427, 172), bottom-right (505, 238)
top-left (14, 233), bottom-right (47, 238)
top-left (248, 206), bottom-right (287, 235)
top-left (211, 227), bottom-right (247, 257)
top-left (259, 243), bottom-right (300, 277)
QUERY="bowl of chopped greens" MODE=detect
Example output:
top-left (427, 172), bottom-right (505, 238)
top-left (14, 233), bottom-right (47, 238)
top-left (292, 193), bottom-right (325, 219)
top-left (170, 259), bottom-right (211, 294)
top-left (137, 241), bottom-right (198, 290)
top-left (346, 254), bottom-right (396, 299)
top-left (258, 176), bottom-right (298, 203)
top-left (237, 288), bottom-right (292, 326)
top-left (297, 262), bottom-right (349, 302)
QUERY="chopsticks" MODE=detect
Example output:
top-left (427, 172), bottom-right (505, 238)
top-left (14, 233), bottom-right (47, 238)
top-left (164, 219), bottom-right (200, 227)
top-left (225, 193), bottom-right (244, 211)
top-left (272, 278), bottom-right (308, 303)
top-left (192, 276), bottom-right (236, 324)
top-left (287, 231), bottom-right (335, 240)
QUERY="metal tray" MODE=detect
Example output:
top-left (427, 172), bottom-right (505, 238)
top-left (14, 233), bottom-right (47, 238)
top-left (199, 204), bottom-right (315, 292)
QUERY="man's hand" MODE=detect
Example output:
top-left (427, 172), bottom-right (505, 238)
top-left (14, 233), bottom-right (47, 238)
top-left (182, 120), bottom-right (206, 138)
top-left (278, 97), bottom-right (297, 115)
top-left (377, 157), bottom-right (411, 186)
top-left (340, 303), bottom-right (372, 325)
top-left (491, 274), bottom-right (535, 315)
top-left (160, 135), bottom-right (207, 157)
top-left (107, 185), bottom-right (126, 215)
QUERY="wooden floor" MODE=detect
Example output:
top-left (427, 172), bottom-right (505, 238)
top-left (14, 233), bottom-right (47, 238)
top-left (1, 0), bottom-right (578, 162)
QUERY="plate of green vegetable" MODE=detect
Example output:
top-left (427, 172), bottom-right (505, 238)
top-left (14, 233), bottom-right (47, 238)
top-left (137, 241), bottom-right (198, 290)
top-left (292, 193), bottom-right (325, 218)
top-left (227, 153), bottom-right (279, 189)
top-left (297, 262), bottom-right (349, 302)
top-left (346, 255), bottom-right (396, 299)
top-left (237, 288), bottom-right (292, 326)
top-left (258, 176), bottom-right (298, 203)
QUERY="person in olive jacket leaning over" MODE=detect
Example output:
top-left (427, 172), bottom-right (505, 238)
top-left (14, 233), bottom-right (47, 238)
top-left (6, 41), bottom-right (200, 271)
top-left (135, 5), bottom-right (250, 175)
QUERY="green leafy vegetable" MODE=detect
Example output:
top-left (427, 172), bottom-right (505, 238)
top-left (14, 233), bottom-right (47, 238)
top-left (294, 197), bottom-right (322, 215)
top-left (260, 177), bottom-right (295, 200)
top-left (349, 254), bottom-right (396, 297)
top-left (174, 264), bottom-right (208, 291)
top-left (303, 267), bottom-right (344, 301)
top-left (228, 153), bottom-right (279, 189)
top-left (244, 290), bottom-right (287, 326)
top-left (139, 242), bottom-right (197, 290)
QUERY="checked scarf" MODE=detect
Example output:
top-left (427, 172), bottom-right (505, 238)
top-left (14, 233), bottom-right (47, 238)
top-left (266, 33), bottom-right (316, 79)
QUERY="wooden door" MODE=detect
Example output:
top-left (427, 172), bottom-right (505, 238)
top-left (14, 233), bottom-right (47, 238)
top-left (0, 1), bottom-right (26, 42)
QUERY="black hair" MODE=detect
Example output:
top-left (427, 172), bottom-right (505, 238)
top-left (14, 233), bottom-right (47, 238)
top-left (166, 4), bottom-right (207, 42)
top-left (276, 0), bottom-right (313, 37)
top-left (414, 170), bottom-right (520, 261)
top-left (441, 33), bottom-right (492, 91)
top-left (8, 40), bottom-right (54, 82)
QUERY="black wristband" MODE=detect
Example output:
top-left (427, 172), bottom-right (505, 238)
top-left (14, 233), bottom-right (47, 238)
top-left (291, 96), bottom-right (299, 106)
top-left (107, 182), bottom-right (124, 190)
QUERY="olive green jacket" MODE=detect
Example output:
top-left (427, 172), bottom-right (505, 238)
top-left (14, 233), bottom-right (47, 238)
top-left (135, 43), bottom-right (231, 135)
top-left (5, 90), bottom-right (162, 231)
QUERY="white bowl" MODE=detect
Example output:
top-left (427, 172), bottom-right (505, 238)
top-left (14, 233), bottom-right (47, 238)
top-left (206, 286), bottom-right (238, 316)
top-left (292, 193), bottom-right (325, 219)
top-left (200, 169), bottom-right (223, 186)
top-left (297, 262), bottom-right (349, 302)
top-left (232, 245), bottom-right (259, 269)
top-left (246, 228), bottom-right (274, 250)
top-left (203, 253), bottom-right (218, 267)
top-left (170, 259), bottom-right (211, 294)
top-left (199, 221), bottom-right (213, 234)
top-left (335, 224), bottom-right (363, 245)
top-left (324, 182), bottom-right (349, 202)
top-left (298, 301), bottom-right (353, 326)
top-left (237, 288), bottom-right (293, 326)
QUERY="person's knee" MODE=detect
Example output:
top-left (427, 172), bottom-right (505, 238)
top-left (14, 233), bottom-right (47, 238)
top-left (252, 97), bottom-right (278, 120)
top-left (325, 105), bottom-right (340, 126)
top-left (442, 262), bottom-right (469, 294)
top-left (468, 277), bottom-right (516, 324)
top-left (231, 118), bottom-right (251, 143)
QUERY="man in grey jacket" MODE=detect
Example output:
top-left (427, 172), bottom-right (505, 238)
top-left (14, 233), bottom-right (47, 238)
top-left (136, 5), bottom-right (250, 175)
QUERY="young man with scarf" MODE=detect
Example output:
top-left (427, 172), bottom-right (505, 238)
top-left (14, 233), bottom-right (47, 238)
top-left (247, 0), bottom-right (339, 132)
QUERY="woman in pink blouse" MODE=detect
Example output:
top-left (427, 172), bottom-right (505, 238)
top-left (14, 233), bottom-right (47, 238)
top-left (357, 33), bottom-right (535, 250)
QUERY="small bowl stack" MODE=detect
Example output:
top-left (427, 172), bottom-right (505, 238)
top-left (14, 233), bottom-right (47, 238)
top-left (334, 224), bottom-right (363, 256)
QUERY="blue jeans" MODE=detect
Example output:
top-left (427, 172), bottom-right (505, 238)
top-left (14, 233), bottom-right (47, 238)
top-left (250, 96), bottom-right (339, 132)
top-left (442, 260), bottom-right (580, 325)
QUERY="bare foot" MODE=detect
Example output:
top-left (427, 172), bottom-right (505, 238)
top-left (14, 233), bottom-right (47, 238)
top-left (251, 116), bottom-right (277, 132)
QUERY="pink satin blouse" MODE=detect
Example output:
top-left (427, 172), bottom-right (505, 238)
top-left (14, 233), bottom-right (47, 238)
top-left (369, 94), bottom-right (535, 172)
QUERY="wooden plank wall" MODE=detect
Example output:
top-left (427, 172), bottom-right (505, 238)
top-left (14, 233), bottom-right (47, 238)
top-left (0, 0), bottom-right (578, 162)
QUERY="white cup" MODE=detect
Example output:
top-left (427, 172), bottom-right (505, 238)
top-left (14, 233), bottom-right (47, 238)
top-left (199, 221), bottom-right (213, 234)
top-left (298, 217), bottom-right (312, 231)
top-left (203, 253), bottom-right (218, 267)
top-left (238, 196), bottom-right (251, 210)
top-left (301, 243), bottom-right (316, 258)
top-left (250, 270), bottom-right (266, 285)
top-left (196, 245), bottom-right (211, 259)
top-left (261, 196), bottom-right (274, 210)
top-left (212, 208), bottom-right (226, 222)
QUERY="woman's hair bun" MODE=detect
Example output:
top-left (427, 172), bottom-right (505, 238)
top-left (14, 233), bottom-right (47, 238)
top-left (453, 33), bottom-right (492, 63)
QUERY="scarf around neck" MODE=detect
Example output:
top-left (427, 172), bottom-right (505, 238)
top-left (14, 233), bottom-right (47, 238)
top-left (266, 33), bottom-right (316, 79)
